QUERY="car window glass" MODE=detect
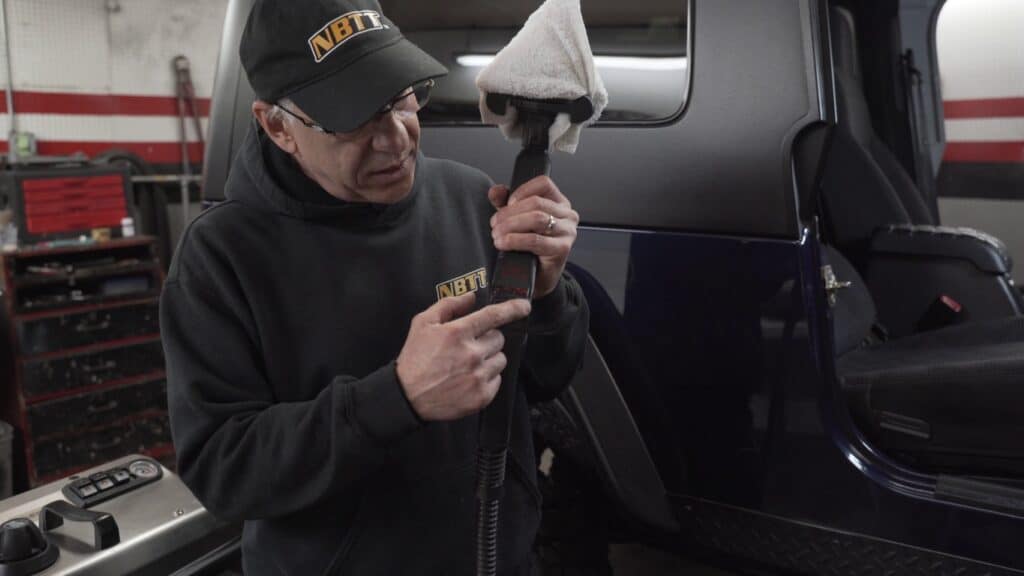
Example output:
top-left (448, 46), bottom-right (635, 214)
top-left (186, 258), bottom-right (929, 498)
top-left (384, 0), bottom-right (690, 124)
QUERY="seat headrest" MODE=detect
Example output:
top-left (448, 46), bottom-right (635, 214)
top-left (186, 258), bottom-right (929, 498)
top-left (828, 6), bottom-right (876, 145)
top-left (830, 6), bottom-right (862, 83)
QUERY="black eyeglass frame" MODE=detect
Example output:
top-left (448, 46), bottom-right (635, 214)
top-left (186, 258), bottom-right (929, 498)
top-left (275, 79), bottom-right (436, 136)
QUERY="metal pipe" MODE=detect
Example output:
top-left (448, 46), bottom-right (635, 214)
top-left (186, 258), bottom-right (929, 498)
top-left (1, 0), bottom-right (16, 163)
top-left (130, 174), bottom-right (202, 184)
top-left (174, 56), bottom-right (191, 228)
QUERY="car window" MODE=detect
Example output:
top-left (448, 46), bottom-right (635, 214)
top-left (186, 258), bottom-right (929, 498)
top-left (384, 0), bottom-right (690, 124)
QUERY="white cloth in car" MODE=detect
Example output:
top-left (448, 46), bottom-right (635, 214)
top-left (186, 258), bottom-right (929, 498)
top-left (475, 0), bottom-right (608, 154)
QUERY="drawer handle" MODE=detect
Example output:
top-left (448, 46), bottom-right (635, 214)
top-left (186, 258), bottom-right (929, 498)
top-left (75, 320), bottom-right (111, 333)
top-left (89, 435), bottom-right (123, 452)
top-left (87, 400), bottom-right (119, 415)
top-left (81, 360), bottom-right (118, 374)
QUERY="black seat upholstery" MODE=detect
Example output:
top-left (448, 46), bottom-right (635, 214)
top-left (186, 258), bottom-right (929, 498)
top-left (820, 7), bottom-right (1023, 336)
top-left (820, 7), bottom-right (936, 264)
top-left (824, 245), bottom-right (1024, 476)
top-left (820, 9), bottom-right (1024, 469)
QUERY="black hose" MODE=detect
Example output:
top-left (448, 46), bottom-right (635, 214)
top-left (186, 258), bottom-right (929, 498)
top-left (476, 110), bottom-right (552, 575)
top-left (476, 447), bottom-right (507, 576)
top-left (475, 93), bottom-right (592, 575)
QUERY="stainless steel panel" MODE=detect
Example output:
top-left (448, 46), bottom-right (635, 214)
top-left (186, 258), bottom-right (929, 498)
top-left (0, 455), bottom-right (230, 575)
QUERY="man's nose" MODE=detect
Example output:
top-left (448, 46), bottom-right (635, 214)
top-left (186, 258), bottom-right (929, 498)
top-left (371, 111), bottom-right (410, 153)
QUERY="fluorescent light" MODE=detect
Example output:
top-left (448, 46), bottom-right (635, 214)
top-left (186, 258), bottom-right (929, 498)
top-left (595, 55), bottom-right (688, 70)
top-left (456, 54), bottom-right (687, 71)
top-left (456, 54), bottom-right (500, 67)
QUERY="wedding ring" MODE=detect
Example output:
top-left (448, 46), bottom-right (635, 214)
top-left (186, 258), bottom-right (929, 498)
top-left (544, 214), bottom-right (557, 235)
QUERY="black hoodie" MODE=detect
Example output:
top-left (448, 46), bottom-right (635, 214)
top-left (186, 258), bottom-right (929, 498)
top-left (161, 126), bottom-right (589, 575)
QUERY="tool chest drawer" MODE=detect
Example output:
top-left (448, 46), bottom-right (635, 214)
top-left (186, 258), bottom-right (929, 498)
top-left (17, 301), bottom-right (160, 355)
top-left (0, 237), bottom-right (172, 488)
top-left (27, 378), bottom-right (167, 440)
top-left (31, 413), bottom-right (171, 481)
top-left (21, 338), bottom-right (165, 399)
top-left (15, 271), bottom-right (156, 313)
top-left (0, 167), bottom-right (131, 243)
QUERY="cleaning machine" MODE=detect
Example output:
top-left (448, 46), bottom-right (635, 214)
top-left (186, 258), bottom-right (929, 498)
top-left (0, 455), bottom-right (237, 575)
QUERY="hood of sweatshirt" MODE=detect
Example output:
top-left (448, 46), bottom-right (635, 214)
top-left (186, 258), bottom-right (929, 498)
top-left (223, 122), bottom-right (421, 229)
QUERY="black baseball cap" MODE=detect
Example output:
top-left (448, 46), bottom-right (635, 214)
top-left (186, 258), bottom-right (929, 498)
top-left (240, 0), bottom-right (448, 133)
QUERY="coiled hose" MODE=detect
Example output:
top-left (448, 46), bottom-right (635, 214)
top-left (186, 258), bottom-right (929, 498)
top-left (476, 447), bottom-right (507, 576)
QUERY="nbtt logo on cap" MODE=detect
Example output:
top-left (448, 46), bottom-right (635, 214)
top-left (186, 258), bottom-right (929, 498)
top-left (308, 10), bottom-right (389, 63)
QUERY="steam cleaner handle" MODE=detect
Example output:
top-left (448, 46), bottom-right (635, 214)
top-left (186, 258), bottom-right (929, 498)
top-left (478, 146), bottom-right (550, 450)
top-left (510, 147), bottom-right (550, 191)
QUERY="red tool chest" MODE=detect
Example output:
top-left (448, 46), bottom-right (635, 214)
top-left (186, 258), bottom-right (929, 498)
top-left (0, 167), bottom-right (132, 243)
top-left (0, 237), bottom-right (172, 490)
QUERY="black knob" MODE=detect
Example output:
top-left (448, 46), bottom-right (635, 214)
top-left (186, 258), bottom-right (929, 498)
top-left (0, 519), bottom-right (45, 562)
top-left (0, 517), bottom-right (59, 575)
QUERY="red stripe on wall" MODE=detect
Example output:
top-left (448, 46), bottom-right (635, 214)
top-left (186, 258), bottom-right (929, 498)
top-left (0, 91), bottom-right (211, 117)
top-left (944, 97), bottom-right (1024, 119)
top-left (0, 140), bottom-right (204, 164)
top-left (943, 141), bottom-right (1024, 164)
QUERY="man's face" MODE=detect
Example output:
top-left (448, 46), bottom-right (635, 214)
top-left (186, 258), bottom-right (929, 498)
top-left (257, 90), bottom-right (422, 204)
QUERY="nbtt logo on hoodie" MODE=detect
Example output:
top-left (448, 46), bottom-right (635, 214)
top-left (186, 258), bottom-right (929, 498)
top-left (436, 268), bottom-right (488, 301)
top-left (308, 10), bottom-right (388, 63)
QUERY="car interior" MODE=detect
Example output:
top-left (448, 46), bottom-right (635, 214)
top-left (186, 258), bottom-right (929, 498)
top-left (819, 5), bottom-right (1024, 479)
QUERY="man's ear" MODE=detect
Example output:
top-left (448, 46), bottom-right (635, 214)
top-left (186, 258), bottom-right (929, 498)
top-left (253, 100), bottom-right (298, 155)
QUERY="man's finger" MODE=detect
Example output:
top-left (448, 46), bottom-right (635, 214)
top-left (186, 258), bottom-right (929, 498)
top-left (494, 233), bottom-right (571, 257)
top-left (508, 176), bottom-right (567, 207)
top-left (426, 292), bottom-right (477, 324)
top-left (476, 328), bottom-right (505, 358)
top-left (480, 351), bottom-right (508, 381)
top-left (488, 185), bottom-right (511, 210)
top-left (453, 299), bottom-right (531, 337)
top-left (493, 210), bottom-right (576, 239)
top-left (491, 197), bottom-right (577, 228)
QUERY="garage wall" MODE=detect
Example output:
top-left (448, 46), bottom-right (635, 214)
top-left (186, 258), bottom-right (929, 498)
top-left (0, 0), bottom-right (229, 166)
top-left (935, 0), bottom-right (1024, 283)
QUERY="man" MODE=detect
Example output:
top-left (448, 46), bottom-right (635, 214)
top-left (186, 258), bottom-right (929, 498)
top-left (161, 0), bottom-right (589, 574)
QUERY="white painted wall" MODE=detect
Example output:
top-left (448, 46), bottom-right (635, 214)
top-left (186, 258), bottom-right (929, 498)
top-left (936, 0), bottom-right (1024, 282)
top-left (937, 0), bottom-right (1024, 101)
top-left (0, 0), bottom-right (229, 146)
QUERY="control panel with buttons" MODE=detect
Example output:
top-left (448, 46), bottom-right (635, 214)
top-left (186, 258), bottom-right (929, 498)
top-left (61, 457), bottom-right (163, 508)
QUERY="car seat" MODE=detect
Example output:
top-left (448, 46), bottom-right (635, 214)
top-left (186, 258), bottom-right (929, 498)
top-left (825, 244), bottom-right (1024, 476)
top-left (818, 6), bottom-right (1023, 337)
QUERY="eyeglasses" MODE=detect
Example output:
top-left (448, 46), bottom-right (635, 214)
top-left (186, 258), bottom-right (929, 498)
top-left (276, 79), bottom-right (435, 138)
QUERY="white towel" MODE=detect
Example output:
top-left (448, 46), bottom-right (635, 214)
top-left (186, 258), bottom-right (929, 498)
top-left (475, 0), bottom-right (608, 154)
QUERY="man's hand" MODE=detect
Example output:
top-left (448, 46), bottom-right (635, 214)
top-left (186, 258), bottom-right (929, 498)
top-left (396, 292), bottom-right (531, 421)
top-left (489, 176), bottom-right (579, 299)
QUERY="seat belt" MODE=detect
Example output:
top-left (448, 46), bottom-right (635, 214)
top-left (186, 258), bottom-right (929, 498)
top-left (901, 49), bottom-right (940, 222)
